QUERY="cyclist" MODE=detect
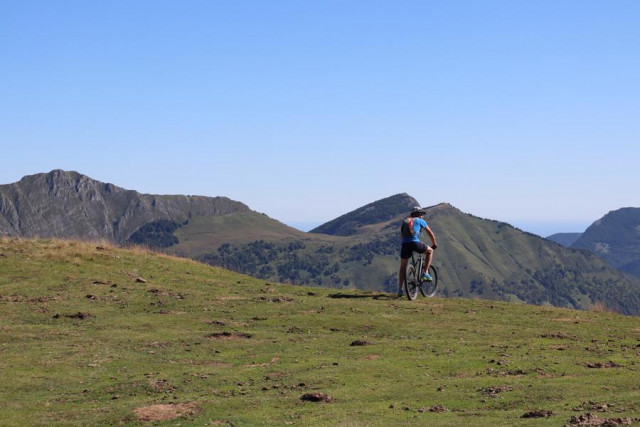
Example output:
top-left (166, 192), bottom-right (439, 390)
top-left (398, 206), bottom-right (438, 296)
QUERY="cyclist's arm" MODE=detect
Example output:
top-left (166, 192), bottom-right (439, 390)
top-left (424, 225), bottom-right (437, 248)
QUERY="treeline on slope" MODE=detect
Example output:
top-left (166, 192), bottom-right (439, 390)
top-left (532, 266), bottom-right (640, 314)
top-left (466, 264), bottom-right (640, 314)
top-left (198, 236), bottom-right (398, 288)
top-left (127, 220), bottom-right (186, 248)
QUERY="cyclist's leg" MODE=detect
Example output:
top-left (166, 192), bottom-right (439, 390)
top-left (424, 246), bottom-right (434, 272)
top-left (398, 242), bottom-right (413, 293)
top-left (398, 257), bottom-right (409, 292)
top-left (416, 242), bottom-right (434, 277)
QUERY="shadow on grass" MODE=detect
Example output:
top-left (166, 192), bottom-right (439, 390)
top-left (328, 293), bottom-right (396, 300)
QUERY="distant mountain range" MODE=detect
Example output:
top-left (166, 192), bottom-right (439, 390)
top-left (546, 208), bottom-right (640, 278)
top-left (2, 170), bottom-right (640, 315)
top-left (546, 232), bottom-right (582, 247)
top-left (571, 208), bottom-right (640, 277)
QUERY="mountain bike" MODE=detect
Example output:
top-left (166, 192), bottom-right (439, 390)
top-left (405, 251), bottom-right (439, 300)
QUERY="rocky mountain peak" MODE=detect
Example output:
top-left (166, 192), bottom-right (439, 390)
top-left (0, 170), bottom-right (250, 242)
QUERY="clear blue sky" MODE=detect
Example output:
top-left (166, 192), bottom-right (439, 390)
top-left (2, 1), bottom-right (639, 236)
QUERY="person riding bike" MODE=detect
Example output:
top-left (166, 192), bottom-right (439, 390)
top-left (398, 206), bottom-right (437, 296)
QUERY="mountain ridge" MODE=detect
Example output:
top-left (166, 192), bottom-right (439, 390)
top-left (310, 193), bottom-right (420, 236)
top-left (3, 170), bottom-right (640, 315)
top-left (0, 169), bottom-right (250, 243)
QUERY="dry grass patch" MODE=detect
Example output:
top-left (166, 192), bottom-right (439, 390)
top-left (134, 402), bottom-right (200, 422)
top-left (361, 354), bottom-right (381, 360)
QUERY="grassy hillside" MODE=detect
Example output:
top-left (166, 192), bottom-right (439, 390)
top-left (201, 203), bottom-right (640, 315)
top-left (2, 238), bottom-right (640, 425)
top-left (170, 211), bottom-right (315, 253)
top-left (424, 206), bottom-right (640, 312)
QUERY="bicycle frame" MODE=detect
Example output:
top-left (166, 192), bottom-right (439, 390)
top-left (405, 251), bottom-right (438, 300)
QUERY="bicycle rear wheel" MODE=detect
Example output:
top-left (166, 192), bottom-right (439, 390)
top-left (405, 254), bottom-right (420, 301)
top-left (420, 265), bottom-right (438, 297)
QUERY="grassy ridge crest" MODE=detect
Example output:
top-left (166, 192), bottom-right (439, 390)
top-left (1, 238), bottom-right (640, 425)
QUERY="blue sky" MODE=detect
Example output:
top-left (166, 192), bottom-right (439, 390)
top-left (2, 1), bottom-right (639, 236)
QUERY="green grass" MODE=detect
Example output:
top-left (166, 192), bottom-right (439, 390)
top-left (171, 211), bottom-right (319, 253)
top-left (1, 238), bottom-right (639, 425)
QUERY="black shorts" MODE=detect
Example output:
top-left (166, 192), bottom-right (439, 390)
top-left (401, 241), bottom-right (428, 259)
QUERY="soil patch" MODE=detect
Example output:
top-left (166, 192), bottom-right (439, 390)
top-left (418, 405), bottom-right (448, 413)
top-left (552, 317), bottom-right (582, 323)
top-left (134, 402), bottom-right (200, 422)
top-left (300, 392), bottom-right (333, 403)
top-left (147, 288), bottom-right (186, 299)
top-left (573, 402), bottom-right (612, 412)
top-left (53, 312), bottom-right (91, 320)
top-left (522, 410), bottom-right (554, 418)
top-left (584, 361), bottom-right (622, 369)
top-left (206, 320), bottom-right (227, 326)
top-left (149, 379), bottom-right (177, 392)
top-left (244, 356), bottom-right (280, 367)
top-left (350, 340), bottom-right (373, 346)
top-left (207, 332), bottom-right (252, 340)
top-left (481, 386), bottom-right (514, 397)
top-left (265, 371), bottom-right (287, 380)
top-left (257, 296), bottom-right (294, 303)
top-left (568, 413), bottom-right (639, 426)
top-left (541, 332), bottom-right (577, 340)
top-left (181, 359), bottom-right (233, 367)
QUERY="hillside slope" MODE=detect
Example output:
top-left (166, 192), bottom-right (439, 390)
top-left (1, 238), bottom-right (639, 425)
top-left (422, 205), bottom-right (640, 314)
top-left (210, 198), bottom-right (640, 315)
top-left (572, 208), bottom-right (640, 277)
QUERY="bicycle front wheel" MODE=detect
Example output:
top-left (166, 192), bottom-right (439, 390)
top-left (420, 265), bottom-right (438, 297)
top-left (405, 255), bottom-right (420, 301)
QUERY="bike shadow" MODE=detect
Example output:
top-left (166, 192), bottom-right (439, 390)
top-left (328, 292), bottom-right (396, 300)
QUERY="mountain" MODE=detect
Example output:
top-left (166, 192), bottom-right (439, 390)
top-left (546, 232), bottom-right (582, 247)
top-left (3, 171), bottom-right (640, 315)
top-left (572, 208), bottom-right (640, 278)
top-left (0, 169), bottom-right (331, 268)
top-left (309, 193), bottom-right (419, 236)
top-left (0, 170), bottom-right (252, 244)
